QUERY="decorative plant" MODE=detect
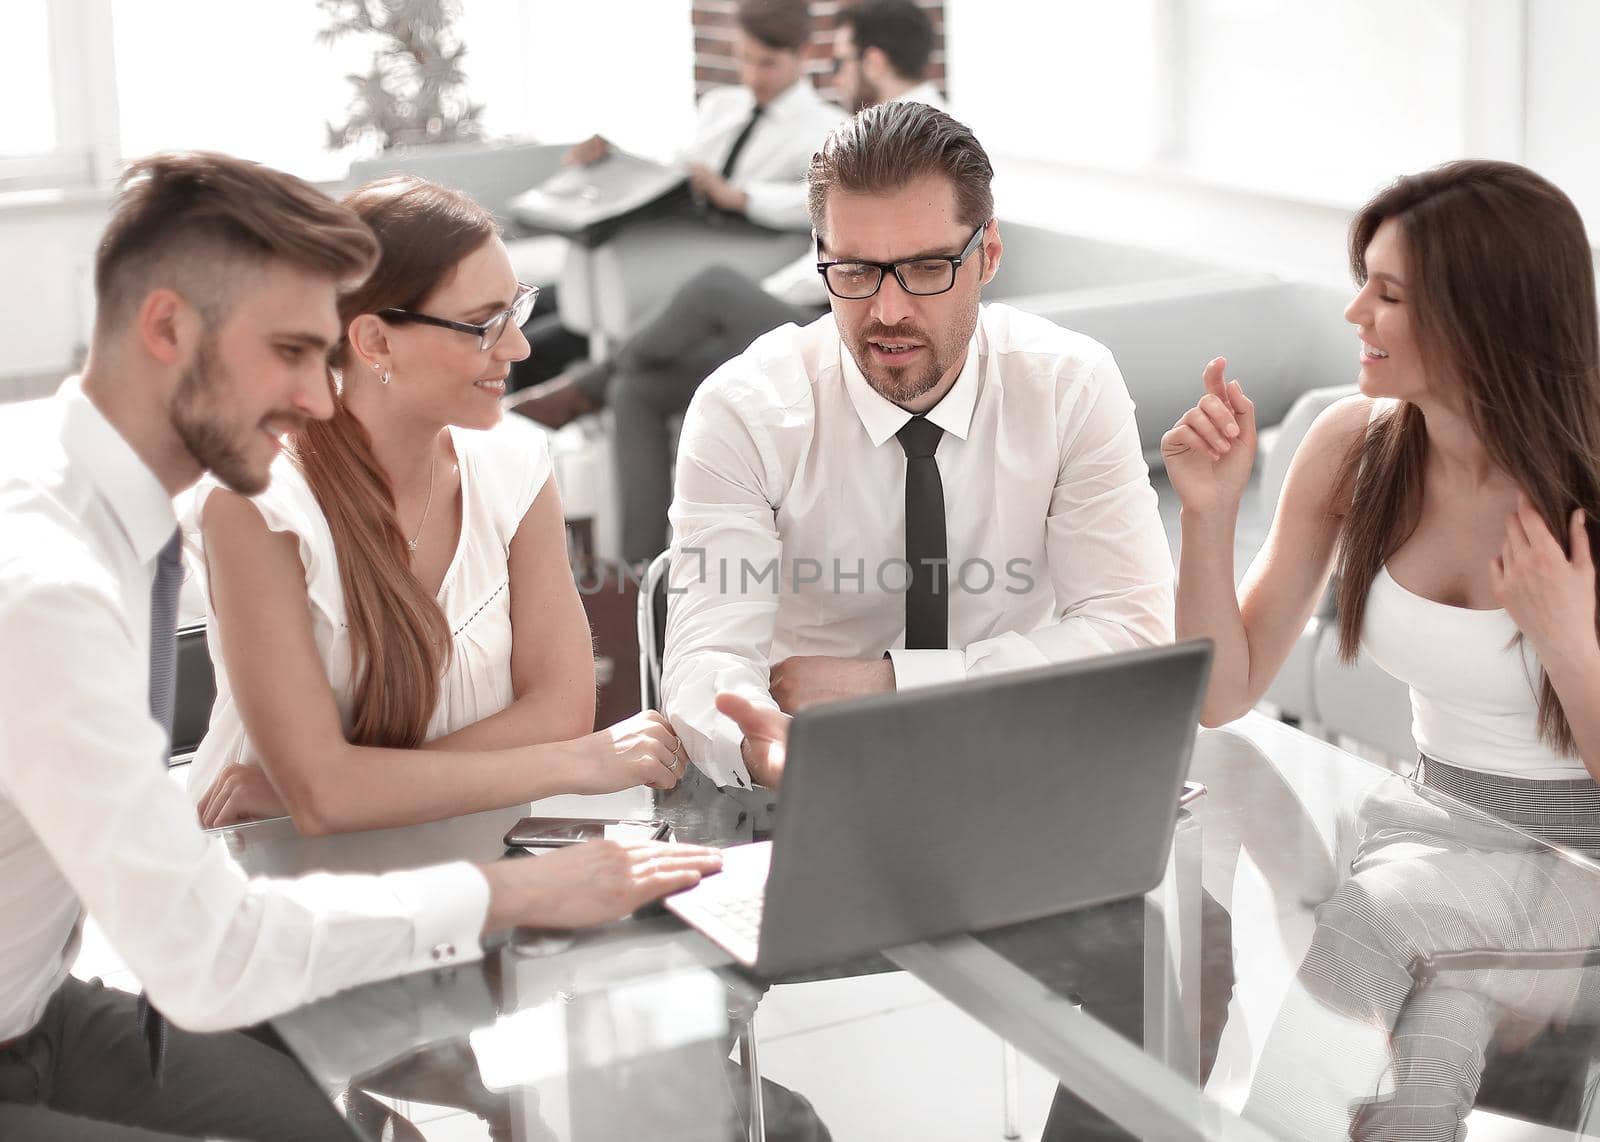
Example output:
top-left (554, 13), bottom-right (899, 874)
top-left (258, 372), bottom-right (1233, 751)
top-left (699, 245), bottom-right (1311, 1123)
top-left (318, 0), bottom-right (485, 152)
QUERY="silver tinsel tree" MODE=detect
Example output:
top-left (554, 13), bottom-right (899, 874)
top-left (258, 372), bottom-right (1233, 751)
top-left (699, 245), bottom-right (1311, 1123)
top-left (319, 0), bottom-right (485, 152)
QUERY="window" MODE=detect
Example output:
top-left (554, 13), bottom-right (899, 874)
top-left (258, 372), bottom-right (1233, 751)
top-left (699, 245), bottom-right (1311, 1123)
top-left (0, 2), bottom-right (57, 160)
top-left (949, 2), bottom-right (1168, 168)
top-left (1180, 0), bottom-right (1472, 204)
top-left (947, 0), bottom-right (1532, 213)
top-left (111, 2), bottom-right (369, 182)
top-left (0, 0), bottom-right (119, 193)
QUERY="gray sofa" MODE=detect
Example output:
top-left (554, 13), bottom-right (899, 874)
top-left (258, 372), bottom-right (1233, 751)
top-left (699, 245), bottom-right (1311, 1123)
top-left (346, 140), bottom-right (576, 293)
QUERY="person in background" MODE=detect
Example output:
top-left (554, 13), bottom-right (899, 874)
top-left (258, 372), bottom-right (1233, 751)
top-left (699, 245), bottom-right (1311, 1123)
top-left (0, 150), bottom-right (720, 1141)
top-left (510, 0), bottom-right (842, 396)
top-left (1165, 159), bottom-right (1600, 1138)
top-left (187, 175), bottom-right (692, 832)
top-left (511, 0), bottom-right (942, 566)
top-left (562, 0), bottom-right (838, 229)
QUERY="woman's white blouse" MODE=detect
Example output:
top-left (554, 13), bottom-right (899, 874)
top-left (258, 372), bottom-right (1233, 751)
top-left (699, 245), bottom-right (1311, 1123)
top-left (180, 416), bottom-right (552, 800)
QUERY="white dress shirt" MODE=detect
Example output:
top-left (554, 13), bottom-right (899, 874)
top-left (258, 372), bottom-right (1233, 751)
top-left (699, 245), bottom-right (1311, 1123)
top-left (0, 379), bottom-right (488, 1039)
top-left (681, 81), bottom-right (843, 231)
top-left (759, 82), bottom-right (948, 308)
top-left (663, 304), bottom-right (1176, 788)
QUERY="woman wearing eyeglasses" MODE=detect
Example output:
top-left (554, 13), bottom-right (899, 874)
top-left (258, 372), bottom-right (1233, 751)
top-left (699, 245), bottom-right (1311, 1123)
top-left (184, 176), bottom-right (687, 831)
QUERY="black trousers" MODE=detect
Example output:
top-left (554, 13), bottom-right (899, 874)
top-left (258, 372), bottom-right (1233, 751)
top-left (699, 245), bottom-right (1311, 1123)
top-left (581, 263), bottom-right (823, 564)
top-left (0, 976), bottom-right (352, 1141)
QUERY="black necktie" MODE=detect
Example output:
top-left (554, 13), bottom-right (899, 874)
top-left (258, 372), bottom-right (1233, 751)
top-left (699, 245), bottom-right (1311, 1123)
top-left (719, 104), bottom-right (764, 179)
top-left (136, 529), bottom-right (183, 1078)
top-left (896, 417), bottom-right (947, 650)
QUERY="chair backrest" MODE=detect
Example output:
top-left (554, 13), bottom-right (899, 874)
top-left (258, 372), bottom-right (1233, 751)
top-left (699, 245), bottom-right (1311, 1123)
top-left (636, 552), bottom-right (672, 712)
top-left (345, 141), bottom-right (568, 231)
top-left (170, 622), bottom-right (216, 764)
top-left (1258, 383), bottom-right (1360, 515)
top-left (1021, 274), bottom-right (1354, 452)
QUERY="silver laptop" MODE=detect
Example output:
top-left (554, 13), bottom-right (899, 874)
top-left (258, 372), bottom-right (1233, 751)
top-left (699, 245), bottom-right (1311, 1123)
top-left (666, 640), bottom-right (1212, 977)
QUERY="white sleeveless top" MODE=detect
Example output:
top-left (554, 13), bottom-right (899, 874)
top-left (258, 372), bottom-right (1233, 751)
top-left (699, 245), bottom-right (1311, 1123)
top-left (1354, 396), bottom-right (1581, 779)
top-left (180, 415), bottom-right (553, 800)
top-left (1361, 566), bottom-right (1581, 779)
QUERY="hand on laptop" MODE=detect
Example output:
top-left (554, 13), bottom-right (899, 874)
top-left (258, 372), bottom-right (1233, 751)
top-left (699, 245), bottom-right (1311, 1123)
top-left (769, 655), bottom-right (894, 714)
top-left (479, 839), bottom-right (723, 932)
top-left (715, 693), bottom-right (791, 789)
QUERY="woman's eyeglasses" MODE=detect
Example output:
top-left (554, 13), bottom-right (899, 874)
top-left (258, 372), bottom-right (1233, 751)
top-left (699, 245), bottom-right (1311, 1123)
top-left (378, 282), bottom-right (539, 351)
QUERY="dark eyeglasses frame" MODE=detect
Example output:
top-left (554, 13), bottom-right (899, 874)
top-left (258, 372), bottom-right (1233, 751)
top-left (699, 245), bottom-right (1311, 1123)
top-left (377, 282), bottom-right (539, 351)
top-left (815, 222), bottom-right (990, 300)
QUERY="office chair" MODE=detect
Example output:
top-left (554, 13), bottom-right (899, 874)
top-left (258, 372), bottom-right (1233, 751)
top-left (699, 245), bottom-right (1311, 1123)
top-left (1408, 946), bottom-right (1600, 1131)
top-left (171, 622), bottom-right (217, 765)
top-left (637, 552), bottom-right (767, 1142)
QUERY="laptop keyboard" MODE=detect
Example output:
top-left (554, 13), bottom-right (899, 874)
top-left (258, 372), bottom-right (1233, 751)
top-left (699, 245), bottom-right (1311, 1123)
top-left (694, 883), bottom-right (765, 945)
top-left (664, 840), bottom-right (774, 966)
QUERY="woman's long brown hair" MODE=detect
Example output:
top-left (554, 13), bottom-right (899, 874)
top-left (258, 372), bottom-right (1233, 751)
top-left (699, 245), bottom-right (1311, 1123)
top-left (1333, 160), bottom-right (1600, 752)
top-left (292, 176), bottom-right (498, 748)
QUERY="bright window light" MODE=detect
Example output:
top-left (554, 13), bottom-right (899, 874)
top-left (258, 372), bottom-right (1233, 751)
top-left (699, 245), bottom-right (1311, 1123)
top-left (0, 1), bottom-right (58, 159)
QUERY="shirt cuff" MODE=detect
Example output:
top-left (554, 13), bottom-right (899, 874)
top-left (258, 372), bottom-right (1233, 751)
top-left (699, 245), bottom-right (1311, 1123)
top-left (698, 719), bottom-right (753, 790)
top-left (889, 648), bottom-right (967, 691)
top-left (739, 184), bottom-right (804, 231)
top-left (389, 861), bottom-right (489, 971)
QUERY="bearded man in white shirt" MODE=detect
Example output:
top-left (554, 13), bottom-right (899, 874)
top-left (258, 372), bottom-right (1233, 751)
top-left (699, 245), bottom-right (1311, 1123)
top-left (662, 102), bottom-right (1176, 792)
top-left (0, 151), bottom-right (721, 1141)
top-left (664, 105), bottom-right (1222, 1142)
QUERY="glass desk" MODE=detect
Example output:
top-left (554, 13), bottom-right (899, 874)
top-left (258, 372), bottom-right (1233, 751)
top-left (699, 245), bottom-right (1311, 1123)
top-left (225, 713), bottom-right (1600, 1140)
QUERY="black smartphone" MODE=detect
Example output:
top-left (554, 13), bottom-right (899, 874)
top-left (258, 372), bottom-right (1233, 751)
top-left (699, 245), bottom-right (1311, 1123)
top-left (503, 816), bottom-right (671, 849)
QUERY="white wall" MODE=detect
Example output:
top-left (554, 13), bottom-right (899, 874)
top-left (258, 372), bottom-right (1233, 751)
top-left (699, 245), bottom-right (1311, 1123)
top-left (514, 0), bottom-right (696, 158)
top-left (1524, 0), bottom-right (1600, 230)
top-left (946, 0), bottom-right (1600, 290)
top-left (0, 193), bottom-right (105, 390)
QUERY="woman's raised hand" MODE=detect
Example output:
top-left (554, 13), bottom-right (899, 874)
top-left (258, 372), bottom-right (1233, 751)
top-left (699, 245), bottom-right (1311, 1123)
top-left (1161, 357), bottom-right (1257, 516)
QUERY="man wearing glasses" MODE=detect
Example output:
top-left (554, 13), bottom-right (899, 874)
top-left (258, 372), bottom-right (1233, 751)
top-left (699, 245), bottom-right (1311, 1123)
top-left (662, 101), bottom-right (1175, 792)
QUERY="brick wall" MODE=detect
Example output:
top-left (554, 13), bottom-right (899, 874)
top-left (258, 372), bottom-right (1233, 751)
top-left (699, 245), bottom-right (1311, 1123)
top-left (691, 0), bottom-right (945, 105)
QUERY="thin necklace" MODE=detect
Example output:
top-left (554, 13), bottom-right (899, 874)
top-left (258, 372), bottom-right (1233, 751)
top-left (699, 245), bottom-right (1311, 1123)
top-left (406, 452), bottom-right (438, 553)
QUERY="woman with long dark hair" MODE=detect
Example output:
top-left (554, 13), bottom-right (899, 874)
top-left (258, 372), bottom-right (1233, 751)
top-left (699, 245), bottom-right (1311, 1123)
top-left (1166, 160), bottom-right (1600, 1137)
top-left (186, 176), bottom-right (686, 831)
